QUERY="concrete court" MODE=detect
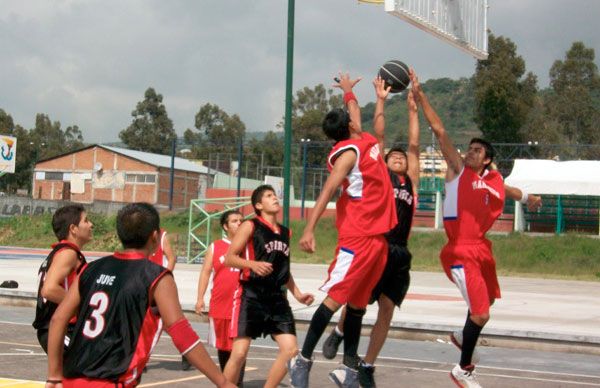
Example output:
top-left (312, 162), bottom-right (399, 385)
top-left (1, 306), bottom-right (600, 388)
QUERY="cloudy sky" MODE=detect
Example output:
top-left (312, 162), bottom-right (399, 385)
top-left (1, 0), bottom-right (599, 143)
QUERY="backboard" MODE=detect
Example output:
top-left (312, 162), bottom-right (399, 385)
top-left (0, 135), bottom-right (17, 174)
top-left (383, 0), bottom-right (489, 60)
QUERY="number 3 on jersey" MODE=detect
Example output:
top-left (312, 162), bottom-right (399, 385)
top-left (83, 291), bottom-right (110, 338)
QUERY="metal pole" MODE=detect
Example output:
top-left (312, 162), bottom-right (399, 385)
top-left (236, 140), bottom-right (243, 197)
top-left (169, 137), bottom-right (176, 210)
top-left (282, 0), bottom-right (295, 227)
top-left (300, 139), bottom-right (309, 219)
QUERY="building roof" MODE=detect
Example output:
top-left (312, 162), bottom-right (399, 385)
top-left (37, 144), bottom-right (214, 175)
top-left (101, 145), bottom-right (212, 174)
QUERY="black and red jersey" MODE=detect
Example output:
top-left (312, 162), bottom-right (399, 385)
top-left (239, 217), bottom-right (290, 291)
top-left (385, 172), bottom-right (415, 246)
top-left (63, 251), bottom-right (168, 385)
top-left (32, 241), bottom-right (86, 330)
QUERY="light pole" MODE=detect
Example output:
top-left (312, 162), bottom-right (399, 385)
top-left (300, 138), bottom-right (310, 219)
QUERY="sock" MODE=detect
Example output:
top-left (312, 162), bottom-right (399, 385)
top-left (301, 303), bottom-right (334, 359)
top-left (360, 360), bottom-right (374, 368)
top-left (342, 305), bottom-right (366, 369)
top-left (217, 349), bottom-right (230, 371)
top-left (218, 350), bottom-right (245, 385)
top-left (460, 316), bottom-right (483, 367)
top-left (335, 326), bottom-right (344, 337)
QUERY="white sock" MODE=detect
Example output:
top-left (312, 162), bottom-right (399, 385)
top-left (335, 326), bottom-right (344, 336)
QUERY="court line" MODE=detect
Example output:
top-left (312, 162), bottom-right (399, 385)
top-left (137, 375), bottom-right (208, 387)
top-left (247, 343), bottom-right (600, 380)
top-left (0, 321), bottom-right (33, 327)
top-left (0, 341), bottom-right (40, 348)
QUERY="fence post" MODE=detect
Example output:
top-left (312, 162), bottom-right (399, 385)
top-left (434, 190), bottom-right (443, 229)
top-left (555, 195), bottom-right (563, 234)
top-left (514, 201), bottom-right (525, 232)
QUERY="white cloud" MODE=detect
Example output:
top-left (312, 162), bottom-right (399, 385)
top-left (0, 0), bottom-right (598, 143)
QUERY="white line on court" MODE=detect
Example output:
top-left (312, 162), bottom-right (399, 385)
top-left (0, 321), bottom-right (32, 326)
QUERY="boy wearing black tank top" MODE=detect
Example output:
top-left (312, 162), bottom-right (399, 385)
top-left (223, 185), bottom-right (314, 388)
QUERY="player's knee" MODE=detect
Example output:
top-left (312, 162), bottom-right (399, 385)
top-left (470, 313), bottom-right (490, 326)
top-left (347, 305), bottom-right (366, 317)
top-left (230, 345), bottom-right (249, 360)
top-left (377, 297), bottom-right (395, 319)
top-left (280, 344), bottom-right (299, 359)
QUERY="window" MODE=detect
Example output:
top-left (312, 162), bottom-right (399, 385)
top-left (126, 173), bottom-right (156, 184)
top-left (45, 172), bottom-right (64, 181)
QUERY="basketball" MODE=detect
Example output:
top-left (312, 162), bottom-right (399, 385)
top-left (378, 60), bottom-right (410, 93)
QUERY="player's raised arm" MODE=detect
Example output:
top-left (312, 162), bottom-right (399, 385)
top-left (406, 88), bottom-right (421, 189)
top-left (410, 70), bottom-right (463, 181)
top-left (46, 275), bottom-right (81, 387)
top-left (334, 72), bottom-right (362, 136)
top-left (372, 76), bottom-right (391, 153)
top-left (299, 150), bottom-right (357, 253)
top-left (224, 220), bottom-right (272, 276)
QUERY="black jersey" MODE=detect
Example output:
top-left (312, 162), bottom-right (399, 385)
top-left (239, 217), bottom-right (290, 291)
top-left (385, 172), bottom-right (415, 245)
top-left (32, 241), bottom-right (86, 330)
top-left (63, 252), bottom-right (168, 384)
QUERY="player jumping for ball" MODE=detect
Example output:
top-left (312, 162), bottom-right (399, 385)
top-left (288, 73), bottom-right (397, 388)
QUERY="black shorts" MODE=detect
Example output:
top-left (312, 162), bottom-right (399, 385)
top-left (233, 285), bottom-right (296, 339)
top-left (369, 243), bottom-right (412, 307)
top-left (37, 324), bottom-right (75, 354)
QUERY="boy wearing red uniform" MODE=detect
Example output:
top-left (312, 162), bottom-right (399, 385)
top-left (148, 228), bottom-right (176, 271)
top-left (289, 73), bottom-right (397, 388)
top-left (411, 72), bottom-right (541, 387)
top-left (192, 210), bottom-right (245, 385)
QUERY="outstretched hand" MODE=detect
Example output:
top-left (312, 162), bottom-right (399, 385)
top-left (373, 76), bottom-right (391, 100)
top-left (334, 72), bottom-right (362, 93)
top-left (299, 231), bottom-right (315, 253)
top-left (407, 89), bottom-right (418, 113)
top-left (526, 194), bottom-right (542, 211)
top-left (408, 68), bottom-right (421, 100)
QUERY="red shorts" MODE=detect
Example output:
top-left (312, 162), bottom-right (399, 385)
top-left (63, 377), bottom-right (136, 387)
top-left (440, 240), bottom-right (501, 315)
top-left (320, 235), bottom-right (388, 308)
top-left (208, 316), bottom-right (233, 351)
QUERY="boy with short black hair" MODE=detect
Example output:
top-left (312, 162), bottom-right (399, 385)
top-left (191, 209), bottom-right (245, 385)
top-left (45, 203), bottom-right (233, 388)
top-left (33, 204), bottom-right (93, 353)
top-left (223, 185), bottom-right (314, 388)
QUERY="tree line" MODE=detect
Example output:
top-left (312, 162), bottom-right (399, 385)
top-left (1, 36), bottom-right (598, 193)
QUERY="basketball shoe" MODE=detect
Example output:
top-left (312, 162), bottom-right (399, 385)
top-left (450, 364), bottom-right (481, 388)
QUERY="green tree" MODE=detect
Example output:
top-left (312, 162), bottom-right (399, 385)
top-left (474, 34), bottom-right (538, 143)
top-left (286, 84), bottom-right (342, 142)
top-left (186, 103), bottom-right (246, 159)
top-left (119, 88), bottom-right (176, 155)
top-left (546, 42), bottom-right (600, 150)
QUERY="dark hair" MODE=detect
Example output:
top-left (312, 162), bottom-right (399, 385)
top-left (220, 210), bottom-right (242, 230)
top-left (251, 184), bottom-right (275, 215)
top-left (116, 203), bottom-right (160, 249)
top-left (52, 204), bottom-right (86, 241)
top-left (385, 146), bottom-right (407, 162)
top-left (322, 108), bottom-right (351, 142)
top-left (470, 138), bottom-right (495, 168)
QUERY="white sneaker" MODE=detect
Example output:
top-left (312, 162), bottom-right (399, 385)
top-left (450, 330), bottom-right (481, 364)
top-left (329, 364), bottom-right (359, 388)
top-left (450, 364), bottom-right (482, 388)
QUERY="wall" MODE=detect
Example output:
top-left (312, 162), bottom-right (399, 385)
top-left (0, 196), bottom-right (127, 217)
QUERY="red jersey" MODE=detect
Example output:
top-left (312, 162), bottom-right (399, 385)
top-left (209, 239), bottom-right (240, 319)
top-left (327, 132), bottom-right (397, 238)
top-left (148, 229), bottom-right (168, 268)
top-left (443, 166), bottom-right (505, 242)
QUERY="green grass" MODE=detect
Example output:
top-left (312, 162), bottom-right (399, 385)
top-left (1, 212), bottom-right (599, 281)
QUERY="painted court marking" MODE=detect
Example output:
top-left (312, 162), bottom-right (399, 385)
top-left (0, 378), bottom-right (43, 387)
